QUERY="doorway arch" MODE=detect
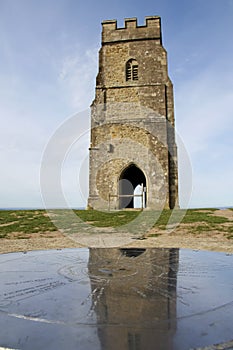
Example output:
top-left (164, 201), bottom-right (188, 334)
top-left (119, 164), bottom-right (147, 209)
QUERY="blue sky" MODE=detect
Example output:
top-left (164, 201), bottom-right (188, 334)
top-left (0, 0), bottom-right (233, 209)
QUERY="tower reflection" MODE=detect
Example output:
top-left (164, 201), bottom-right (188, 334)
top-left (88, 248), bottom-right (179, 350)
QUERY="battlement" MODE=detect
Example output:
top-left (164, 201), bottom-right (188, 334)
top-left (102, 16), bottom-right (162, 44)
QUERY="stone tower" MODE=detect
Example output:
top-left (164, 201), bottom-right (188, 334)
top-left (88, 16), bottom-right (178, 210)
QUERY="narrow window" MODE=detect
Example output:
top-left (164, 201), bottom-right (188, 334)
top-left (128, 332), bottom-right (141, 350)
top-left (126, 59), bottom-right (138, 81)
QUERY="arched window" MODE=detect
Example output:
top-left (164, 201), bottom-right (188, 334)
top-left (126, 59), bottom-right (138, 81)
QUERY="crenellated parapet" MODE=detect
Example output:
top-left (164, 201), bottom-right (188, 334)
top-left (102, 16), bottom-right (162, 44)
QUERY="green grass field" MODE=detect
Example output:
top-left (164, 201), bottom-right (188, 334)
top-left (0, 208), bottom-right (232, 239)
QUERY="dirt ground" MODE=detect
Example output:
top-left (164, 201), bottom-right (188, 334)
top-left (0, 209), bottom-right (232, 254)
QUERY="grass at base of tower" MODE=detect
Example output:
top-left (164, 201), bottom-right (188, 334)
top-left (0, 208), bottom-right (232, 254)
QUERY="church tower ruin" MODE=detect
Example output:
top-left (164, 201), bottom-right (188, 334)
top-left (88, 16), bottom-right (178, 210)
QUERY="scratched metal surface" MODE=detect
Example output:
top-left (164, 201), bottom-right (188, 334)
top-left (0, 248), bottom-right (232, 350)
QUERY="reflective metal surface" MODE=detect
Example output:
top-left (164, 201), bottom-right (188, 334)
top-left (0, 248), bottom-right (232, 350)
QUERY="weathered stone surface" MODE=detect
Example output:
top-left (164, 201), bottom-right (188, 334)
top-left (88, 16), bottom-right (179, 210)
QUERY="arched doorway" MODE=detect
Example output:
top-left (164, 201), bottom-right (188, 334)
top-left (119, 164), bottom-right (146, 209)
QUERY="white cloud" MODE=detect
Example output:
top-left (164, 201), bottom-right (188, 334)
top-left (0, 42), bottom-right (97, 208)
top-left (176, 72), bottom-right (233, 153)
top-left (175, 63), bottom-right (233, 208)
top-left (58, 47), bottom-right (98, 111)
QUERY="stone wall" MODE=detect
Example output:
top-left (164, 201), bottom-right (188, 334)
top-left (88, 16), bottom-right (179, 210)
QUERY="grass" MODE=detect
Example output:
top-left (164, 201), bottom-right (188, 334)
top-left (148, 233), bottom-right (161, 238)
top-left (0, 210), bottom-right (57, 235)
top-left (149, 208), bottom-right (232, 235)
top-left (0, 209), bottom-right (141, 237)
top-left (74, 209), bottom-right (140, 227)
top-left (0, 208), bottom-right (231, 238)
top-left (181, 210), bottom-right (228, 224)
top-left (143, 209), bottom-right (229, 230)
